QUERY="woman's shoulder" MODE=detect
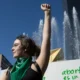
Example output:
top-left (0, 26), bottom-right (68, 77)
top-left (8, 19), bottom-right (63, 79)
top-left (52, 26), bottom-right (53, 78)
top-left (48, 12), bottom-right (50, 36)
top-left (31, 62), bottom-right (42, 73)
top-left (22, 62), bottom-right (42, 80)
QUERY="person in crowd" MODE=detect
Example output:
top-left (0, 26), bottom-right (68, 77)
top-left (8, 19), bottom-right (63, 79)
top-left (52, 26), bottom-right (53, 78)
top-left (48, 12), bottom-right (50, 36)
top-left (0, 3), bottom-right (51, 80)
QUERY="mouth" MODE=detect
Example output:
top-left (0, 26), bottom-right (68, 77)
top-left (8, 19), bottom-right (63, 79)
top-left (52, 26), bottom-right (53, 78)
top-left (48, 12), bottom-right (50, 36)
top-left (12, 52), bottom-right (16, 57)
top-left (12, 51), bottom-right (15, 54)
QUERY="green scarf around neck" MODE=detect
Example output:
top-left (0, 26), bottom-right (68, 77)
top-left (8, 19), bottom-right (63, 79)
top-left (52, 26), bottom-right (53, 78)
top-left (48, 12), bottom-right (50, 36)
top-left (10, 57), bottom-right (32, 80)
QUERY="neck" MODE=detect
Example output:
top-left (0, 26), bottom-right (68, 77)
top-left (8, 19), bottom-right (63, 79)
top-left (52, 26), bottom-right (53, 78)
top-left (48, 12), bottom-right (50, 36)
top-left (22, 53), bottom-right (30, 58)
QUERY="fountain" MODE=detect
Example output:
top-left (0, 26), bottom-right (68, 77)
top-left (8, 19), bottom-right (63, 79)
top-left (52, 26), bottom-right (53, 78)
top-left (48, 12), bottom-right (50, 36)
top-left (72, 7), bottom-right (80, 59)
top-left (51, 17), bottom-right (60, 49)
top-left (32, 17), bottom-right (60, 50)
top-left (32, 19), bottom-right (43, 46)
top-left (63, 7), bottom-right (80, 59)
top-left (63, 11), bottom-right (73, 59)
top-left (32, 7), bottom-right (80, 60)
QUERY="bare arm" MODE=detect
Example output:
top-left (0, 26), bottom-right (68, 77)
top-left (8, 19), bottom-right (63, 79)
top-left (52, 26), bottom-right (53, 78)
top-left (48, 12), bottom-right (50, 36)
top-left (0, 69), bottom-right (10, 80)
top-left (31, 3), bottom-right (51, 74)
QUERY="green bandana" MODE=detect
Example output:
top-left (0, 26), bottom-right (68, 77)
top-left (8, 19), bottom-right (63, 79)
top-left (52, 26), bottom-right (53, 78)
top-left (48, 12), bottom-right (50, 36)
top-left (10, 57), bottom-right (32, 80)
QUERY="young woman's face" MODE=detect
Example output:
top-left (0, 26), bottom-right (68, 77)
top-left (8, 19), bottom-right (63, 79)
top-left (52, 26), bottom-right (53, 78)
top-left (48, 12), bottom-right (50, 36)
top-left (12, 39), bottom-right (24, 58)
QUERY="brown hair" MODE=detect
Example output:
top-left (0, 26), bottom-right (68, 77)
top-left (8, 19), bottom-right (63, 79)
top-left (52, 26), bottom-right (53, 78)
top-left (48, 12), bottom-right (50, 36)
top-left (16, 35), bottom-right (40, 57)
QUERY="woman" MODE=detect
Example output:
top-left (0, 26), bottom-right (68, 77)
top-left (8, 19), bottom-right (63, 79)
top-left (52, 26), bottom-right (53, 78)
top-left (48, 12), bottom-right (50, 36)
top-left (0, 3), bottom-right (51, 80)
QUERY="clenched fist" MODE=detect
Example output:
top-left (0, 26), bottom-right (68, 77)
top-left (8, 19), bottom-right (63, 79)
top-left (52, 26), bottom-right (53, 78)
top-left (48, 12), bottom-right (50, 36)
top-left (41, 4), bottom-right (51, 11)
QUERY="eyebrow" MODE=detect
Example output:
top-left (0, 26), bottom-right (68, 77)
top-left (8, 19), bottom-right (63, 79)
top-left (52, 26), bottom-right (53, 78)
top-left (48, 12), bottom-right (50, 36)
top-left (13, 43), bottom-right (19, 46)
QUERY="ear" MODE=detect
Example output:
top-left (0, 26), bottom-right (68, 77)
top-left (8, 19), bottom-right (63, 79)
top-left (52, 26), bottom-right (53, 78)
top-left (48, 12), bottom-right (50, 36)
top-left (23, 49), bottom-right (27, 54)
top-left (24, 49), bottom-right (27, 52)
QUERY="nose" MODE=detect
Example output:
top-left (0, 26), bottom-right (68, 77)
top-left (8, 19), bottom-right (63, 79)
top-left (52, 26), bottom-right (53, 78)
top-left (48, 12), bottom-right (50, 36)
top-left (11, 47), bottom-right (14, 52)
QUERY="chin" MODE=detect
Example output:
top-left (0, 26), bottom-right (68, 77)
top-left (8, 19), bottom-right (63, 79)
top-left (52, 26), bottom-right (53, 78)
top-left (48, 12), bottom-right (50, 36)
top-left (13, 54), bottom-right (23, 58)
top-left (13, 54), bottom-right (19, 58)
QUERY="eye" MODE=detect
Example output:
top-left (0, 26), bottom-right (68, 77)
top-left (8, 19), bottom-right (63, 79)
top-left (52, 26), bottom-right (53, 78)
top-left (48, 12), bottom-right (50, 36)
top-left (13, 43), bottom-right (18, 47)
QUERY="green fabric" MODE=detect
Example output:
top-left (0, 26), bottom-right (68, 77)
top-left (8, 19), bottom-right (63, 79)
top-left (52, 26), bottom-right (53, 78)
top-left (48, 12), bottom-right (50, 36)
top-left (10, 57), bottom-right (32, 80)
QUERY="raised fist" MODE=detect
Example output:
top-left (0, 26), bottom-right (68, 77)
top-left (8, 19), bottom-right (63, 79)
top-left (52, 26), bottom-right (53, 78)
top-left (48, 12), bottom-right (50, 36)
top-left (41, 4), bottom-right (51, 11)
